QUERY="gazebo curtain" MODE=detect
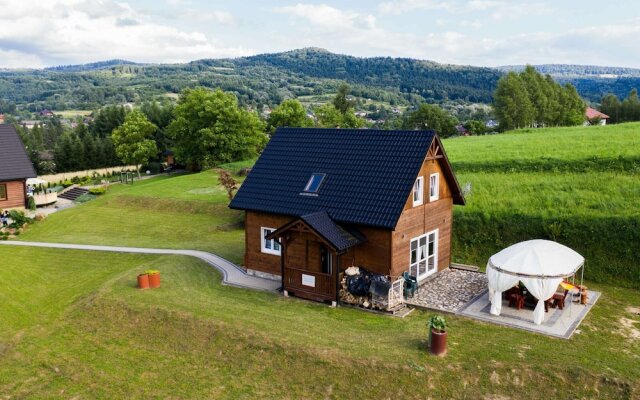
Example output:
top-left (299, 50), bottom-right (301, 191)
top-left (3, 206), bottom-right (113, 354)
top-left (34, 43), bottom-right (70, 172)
top-left (521, 276), bottom-right (563, 325)
top-left (487, 263), bottom-right (519, 316)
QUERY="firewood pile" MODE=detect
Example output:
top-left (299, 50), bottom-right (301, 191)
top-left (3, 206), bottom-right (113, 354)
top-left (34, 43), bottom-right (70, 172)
top-left (339, 268), bottom-right (404, 311)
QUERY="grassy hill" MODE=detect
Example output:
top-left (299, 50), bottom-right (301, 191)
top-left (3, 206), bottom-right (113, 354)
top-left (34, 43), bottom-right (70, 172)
top-left (445, 123), bottom-right (640, 287)
top-left (1, 123), bottom-right (639, 398)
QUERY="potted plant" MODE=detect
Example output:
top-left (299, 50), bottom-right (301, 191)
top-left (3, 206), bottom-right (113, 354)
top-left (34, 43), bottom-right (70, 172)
top-left (146, 270), bottom-right (161, 288)
top-left (137, 272), bottom-right (150, 289)
top-left (428, 315), bottom-right (447, 356)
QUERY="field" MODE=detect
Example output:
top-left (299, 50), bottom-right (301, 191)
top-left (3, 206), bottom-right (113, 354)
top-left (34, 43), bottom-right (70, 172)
top-left (1, 123), bottom-right (639, 398)
top-left (445, 123), bottom-right (640, 287)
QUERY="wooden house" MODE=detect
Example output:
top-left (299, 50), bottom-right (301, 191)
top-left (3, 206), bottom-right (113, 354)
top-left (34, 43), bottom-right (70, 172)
top-left (229, 128), bottom-right (465, 303)
top-left (0, 125), bottom-right (37, 210)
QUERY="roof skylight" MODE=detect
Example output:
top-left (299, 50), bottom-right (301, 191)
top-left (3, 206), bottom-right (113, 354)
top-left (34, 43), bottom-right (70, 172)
top-left (303, 173), bottom-right (326, 194)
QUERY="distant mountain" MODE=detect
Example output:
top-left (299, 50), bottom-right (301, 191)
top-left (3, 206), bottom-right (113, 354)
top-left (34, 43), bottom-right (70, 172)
top-left (232, 48), bottom-right (502, 103)
top-left (1, 49), bottom-right (639, 112)
top-left (498, 64), bottom-right (640, 78)
top-left (45, 59), bottom-right (143, 72)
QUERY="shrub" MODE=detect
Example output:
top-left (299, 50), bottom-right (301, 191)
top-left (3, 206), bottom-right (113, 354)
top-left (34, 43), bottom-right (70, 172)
top-left (27, 196), bottom-right (36, 211)
top-left (61, 180), bottom-right (73, 188)
top-left (8, 210), bottom-right (30, 228)
top-left (89, 187), bottom-right (107, 195)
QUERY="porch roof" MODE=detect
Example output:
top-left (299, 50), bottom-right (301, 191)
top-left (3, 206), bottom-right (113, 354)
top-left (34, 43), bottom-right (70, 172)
top-left (268, 211), bottom-right (366, 252)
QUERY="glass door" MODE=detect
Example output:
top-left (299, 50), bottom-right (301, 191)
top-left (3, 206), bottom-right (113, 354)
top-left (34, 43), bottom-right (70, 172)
top-left (409, 229), bottom-right (438, 281)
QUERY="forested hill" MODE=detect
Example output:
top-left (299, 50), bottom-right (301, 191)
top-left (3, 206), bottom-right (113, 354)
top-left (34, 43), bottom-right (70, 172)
top-left (0, 48), bottom-right (501, 113)
top-left (234, 48), bottom-right (501, 103)
top-left (1, 48), bottom-right (638, 113)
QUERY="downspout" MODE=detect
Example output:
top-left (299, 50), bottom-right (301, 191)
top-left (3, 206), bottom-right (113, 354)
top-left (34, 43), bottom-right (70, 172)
top-left (280, 236), bottom-right (286, 293)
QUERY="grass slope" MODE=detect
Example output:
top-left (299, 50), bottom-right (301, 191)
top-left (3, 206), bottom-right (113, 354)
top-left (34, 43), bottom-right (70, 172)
top-left (445, 123), bottom-right (640, 287)
top-left (1, 247), bottom-right (638, 399)
top-left (18, 170), bottom-right (245, 263)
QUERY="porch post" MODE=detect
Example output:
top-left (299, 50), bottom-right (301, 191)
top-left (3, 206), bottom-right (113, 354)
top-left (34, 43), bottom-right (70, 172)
top-left (280, 236), bottom-right (286, 293)
top-left (334, 252), bottom-right (341, 305)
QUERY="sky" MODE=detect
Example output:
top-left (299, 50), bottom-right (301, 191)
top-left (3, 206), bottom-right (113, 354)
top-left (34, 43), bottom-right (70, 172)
top-left (0, 0), bottom-right (639, 69)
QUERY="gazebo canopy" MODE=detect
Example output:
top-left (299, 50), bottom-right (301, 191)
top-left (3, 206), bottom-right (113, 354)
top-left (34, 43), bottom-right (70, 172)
top-left (487, 240), bottom-right (585, 325)
top-left (488, 239), bottom-right (584, 278)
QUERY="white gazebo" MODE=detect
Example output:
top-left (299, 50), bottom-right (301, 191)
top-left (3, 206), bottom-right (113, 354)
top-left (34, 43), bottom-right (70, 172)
top-left (487, 239), bottom-right (585, 325)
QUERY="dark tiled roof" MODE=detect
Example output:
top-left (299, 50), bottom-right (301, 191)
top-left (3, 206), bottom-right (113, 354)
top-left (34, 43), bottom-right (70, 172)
top-left (0, 125), bottom-right (37, 181)
top-left (231, 128), bottom-right (443, 229)
top-left (300, 211), bottom-right (365, 252)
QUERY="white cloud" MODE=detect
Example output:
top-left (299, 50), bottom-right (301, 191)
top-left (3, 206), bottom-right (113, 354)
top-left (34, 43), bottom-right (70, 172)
top-left (378, 0), bottom-right (450, 15)
top-left (0, 0), bottom-right (250, 67)
top-left (0, 49), bottom-right (44, 68)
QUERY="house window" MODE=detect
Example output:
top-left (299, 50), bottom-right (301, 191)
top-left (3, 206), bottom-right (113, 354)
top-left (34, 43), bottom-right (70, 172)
top-left (412, 176), bottom-right (424, 206)
top-left (429, 173), bottom-right (439, 201)
top-left (0, 184), bottom-right (6, 201)
top-left (261, 227), bottom-right (281, 256)
top-left (303, 173), bottom-right (326, 194)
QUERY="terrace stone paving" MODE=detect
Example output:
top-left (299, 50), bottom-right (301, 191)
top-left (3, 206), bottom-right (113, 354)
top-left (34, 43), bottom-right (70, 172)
top-left (405, 267), bottom-right (488, 313)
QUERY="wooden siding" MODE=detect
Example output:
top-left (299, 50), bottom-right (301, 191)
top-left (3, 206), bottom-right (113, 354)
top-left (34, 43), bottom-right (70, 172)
top-left (244, 211), bottom-right (292, 275)
top-left (0, 180), bottom-right (26, 210)
top-left (245, 211), bottom-right (392, 277)
top-left (390, 156), bottom-right (454, 278)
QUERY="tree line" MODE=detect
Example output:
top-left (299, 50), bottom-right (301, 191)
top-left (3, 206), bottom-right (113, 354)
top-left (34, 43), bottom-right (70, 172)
top-left (492, 66), bottom-right (586, 130)
top-left (599, 89), bottom-right (640, 123)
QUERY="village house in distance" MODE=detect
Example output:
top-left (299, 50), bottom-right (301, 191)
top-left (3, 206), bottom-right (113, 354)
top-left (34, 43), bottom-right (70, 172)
top-left (0, 125), bottom-right (37, 210)
top-left (230, 128), bottom-right (465, 303)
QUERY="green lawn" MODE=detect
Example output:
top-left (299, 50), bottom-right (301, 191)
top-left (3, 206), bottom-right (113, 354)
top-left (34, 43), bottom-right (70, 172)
top-left (4, 122), bottom-right (639, 398)
top-left (1, 246), bottom-right (638, 399)
top-left (18, 170), bottom-right (245, 263)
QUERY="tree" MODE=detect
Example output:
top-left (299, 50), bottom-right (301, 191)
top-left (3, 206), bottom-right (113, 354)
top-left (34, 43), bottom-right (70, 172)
top-left (218, 170), bottom-right (238, 201)
top-left (521, 65), bottom-right (549, 127)
top-left (558, 84), bottom-right (585, 126)
top-left (167, 87), bottom-right (267, 170)
top-left (621, 88), bottom-right (640, 122)
top-left (314, 103), bottom-right (365, 128)
top-left (493, 72), bottom-right (535, 130)
top-left (464, 120), bottom-right (486, 135)
top-left (404, 104), bottom-right (458, 137)
top-left (111, 110), bottom-right (158, 177)
top-left (267, 99), bottom-right (313, 133)
top-left (600, 93), bottom-right (622, 123)
top-left (333, 83), bottom-right (355, 114)
top-left (91, 105), bottom-right (127, 138)
top-left (141, 101), bottom-right (174, 154)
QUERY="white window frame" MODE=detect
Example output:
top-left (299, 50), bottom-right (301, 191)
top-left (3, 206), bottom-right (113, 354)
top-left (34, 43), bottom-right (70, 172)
top-left (429, 173), bottom-right (440, 202)
top-left (408, 229), bottom-right (438, 281)
top-left (412, 176), bottom-right (424, 207)
top-left (261, 227), bottom-right (281, 256)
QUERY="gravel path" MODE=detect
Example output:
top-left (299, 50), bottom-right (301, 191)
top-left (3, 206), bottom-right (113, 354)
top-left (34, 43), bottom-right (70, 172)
top-left (0, 241), bottom-right (280, 292)
top-left (405, 268), bottom-right (488, 313)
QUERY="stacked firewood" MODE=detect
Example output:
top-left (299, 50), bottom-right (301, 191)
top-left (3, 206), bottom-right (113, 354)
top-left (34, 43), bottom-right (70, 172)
top-left (339, 273), bottom-right (380, 309)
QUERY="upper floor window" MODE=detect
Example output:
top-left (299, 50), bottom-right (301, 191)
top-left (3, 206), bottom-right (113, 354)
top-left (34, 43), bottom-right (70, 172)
top-left (413, 176), bottom-right (424, 207)
top-left (429, 173), bottom-right (439, 201)
top-left (261, 227), bottom-right (281, 256)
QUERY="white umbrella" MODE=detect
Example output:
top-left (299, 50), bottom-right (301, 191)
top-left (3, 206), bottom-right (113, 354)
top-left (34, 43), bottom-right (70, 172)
top-left (487, 240), bottom-right (584, 325)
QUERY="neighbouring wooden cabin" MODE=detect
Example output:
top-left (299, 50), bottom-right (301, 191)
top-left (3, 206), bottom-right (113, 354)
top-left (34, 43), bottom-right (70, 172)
top-left (229, 128), bottom-right (465, 303)
top-left (0, 125), bottom-right (37, 210)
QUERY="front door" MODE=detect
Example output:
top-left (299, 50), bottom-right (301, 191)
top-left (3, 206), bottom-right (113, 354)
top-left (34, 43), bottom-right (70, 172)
top-left (409, 229), bottom-right (438, 281)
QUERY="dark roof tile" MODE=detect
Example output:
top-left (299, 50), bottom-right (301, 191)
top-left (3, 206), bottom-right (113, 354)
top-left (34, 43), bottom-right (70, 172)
top-left (0, 125), bottom-right (37, 181)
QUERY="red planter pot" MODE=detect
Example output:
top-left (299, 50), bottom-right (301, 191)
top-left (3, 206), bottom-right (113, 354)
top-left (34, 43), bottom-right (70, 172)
top-left (429, 329), bottom-right (447, 356)
top-left (148, 272), bottom-right (161, 288)
top-left (137, 274), bottom-right (150, 289)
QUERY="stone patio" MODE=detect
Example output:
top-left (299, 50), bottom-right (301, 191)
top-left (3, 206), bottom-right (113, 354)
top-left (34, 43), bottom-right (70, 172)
top-left (459, 289), bottom-right (600, 339)
top-left (405, 267), bottom-right (488, 313)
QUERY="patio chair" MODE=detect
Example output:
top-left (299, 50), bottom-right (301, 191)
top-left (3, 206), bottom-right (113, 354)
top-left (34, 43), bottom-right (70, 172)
top-left (551, 290), bottom-right (569, 310)
top-left (403, 272), bottom-right (418, 299)
top-left (506, 287), bottom-right (524, 310)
